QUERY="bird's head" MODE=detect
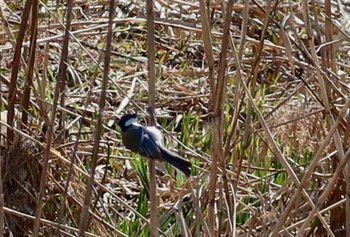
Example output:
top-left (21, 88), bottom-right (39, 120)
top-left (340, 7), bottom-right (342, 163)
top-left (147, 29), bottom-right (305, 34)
top-left (118, 113), bottom-right (138, 132)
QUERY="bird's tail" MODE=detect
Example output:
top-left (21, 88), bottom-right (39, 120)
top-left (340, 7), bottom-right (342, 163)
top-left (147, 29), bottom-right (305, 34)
top-left (159, 147), bottom-right (191, 177)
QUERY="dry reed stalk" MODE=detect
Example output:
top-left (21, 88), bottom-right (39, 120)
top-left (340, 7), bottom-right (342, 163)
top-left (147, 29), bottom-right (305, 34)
top-left (290, 1), bottom-right (341, 236)
top-left (3, 0), bottom-right (349, 235)
top-left (55, 0), bottom-right (73, 142)
top-left (7, 0), bottom-right (32, 143)
top-left (54, 35), bottom-right (103, 237)
top-left (21, 0), bottom-right (38, 126)
top-left (208, 0), bottom-right (234, 235)
top-left (198, 1), bottom-right (215, 235)
top-left (0, 136), bottom-right (4, 237)
top-left (32, 0), bottom-right (66, 234)
top-left (234, 1), bottom-right (334, 235)
top-left (78, 0), bottom-right (115, 235)
top-left (146, 0), bottom-right (158, 236)
top-left (4, 206), bottom-right (100, 237)
top-left (295, 149), bottom-right (350, 235)
top-left (323, 0), bottom-right (350, 234)
top-left (271, 96), bottom-right (350, 235)
top-left (199, 0), bottom-right (215, 102)
top-left (197, 0), bottom-right (215, 187)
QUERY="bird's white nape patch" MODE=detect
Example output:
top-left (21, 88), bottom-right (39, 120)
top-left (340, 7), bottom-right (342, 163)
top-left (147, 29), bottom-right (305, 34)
top-left (124, 117), bottom-right (138, 127)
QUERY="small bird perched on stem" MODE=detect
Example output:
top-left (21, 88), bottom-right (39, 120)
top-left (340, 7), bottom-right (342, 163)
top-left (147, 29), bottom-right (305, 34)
top-left (118, 113), bottom-right (191, 177)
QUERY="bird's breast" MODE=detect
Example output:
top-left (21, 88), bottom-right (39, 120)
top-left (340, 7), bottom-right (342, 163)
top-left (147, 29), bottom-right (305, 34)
top-left (121, 127), bottom-right (143, 153)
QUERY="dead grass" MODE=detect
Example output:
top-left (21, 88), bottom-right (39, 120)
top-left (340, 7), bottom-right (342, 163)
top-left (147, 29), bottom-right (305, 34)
top-left (1, 0), bottom-right (350, 236)
top-left (269, 104), bottom-right (325, 153)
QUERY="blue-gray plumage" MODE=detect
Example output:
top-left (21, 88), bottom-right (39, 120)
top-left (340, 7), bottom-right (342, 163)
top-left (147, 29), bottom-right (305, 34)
top-left (118, 114), bottom-right (191, 177)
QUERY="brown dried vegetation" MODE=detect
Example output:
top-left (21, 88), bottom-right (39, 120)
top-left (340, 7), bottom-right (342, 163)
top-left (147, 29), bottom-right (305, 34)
top-left (1, 0), bottom-right (350, 236)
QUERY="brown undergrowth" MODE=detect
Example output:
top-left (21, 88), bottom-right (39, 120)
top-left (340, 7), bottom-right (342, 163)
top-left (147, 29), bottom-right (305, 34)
top-left (1, 0), bottom-right (350, 236)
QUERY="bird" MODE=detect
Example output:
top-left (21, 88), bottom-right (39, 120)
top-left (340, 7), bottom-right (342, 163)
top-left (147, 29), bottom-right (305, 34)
top-left (118, 113), bottom-right (191, 177)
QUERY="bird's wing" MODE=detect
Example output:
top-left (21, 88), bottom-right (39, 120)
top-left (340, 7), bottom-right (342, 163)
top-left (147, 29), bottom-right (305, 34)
top-left (138, 126), bottom-right (163, 160)
top-left (144, 126), bottom-right (164, 145)
top-left (141, 126), bottom-right (192, 176)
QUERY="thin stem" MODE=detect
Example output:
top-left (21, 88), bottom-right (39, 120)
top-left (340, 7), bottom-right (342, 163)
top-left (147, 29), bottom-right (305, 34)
top-left (146, 0), bottom-right (158, 236)
top-left (77, 0), bottom-right (115, 235)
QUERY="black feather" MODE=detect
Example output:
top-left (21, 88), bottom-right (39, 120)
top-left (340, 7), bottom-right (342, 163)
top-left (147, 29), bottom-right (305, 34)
top-left (159, 146), bottom-right (191, 177)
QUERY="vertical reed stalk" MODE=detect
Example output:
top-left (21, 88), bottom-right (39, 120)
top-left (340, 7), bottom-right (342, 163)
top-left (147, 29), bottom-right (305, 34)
top-left (32, 0), bottom-right (66, 234)
top-left (208, 0), bottom-right (234, 234)
top-left (146, 0), bottom-right (158, 236)
top-left (7, 0), bottom-right (32, 143)
top-left (21, 0), bottom-right (38, 126)
top-left (77, 0), bottom-right (115, 235)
